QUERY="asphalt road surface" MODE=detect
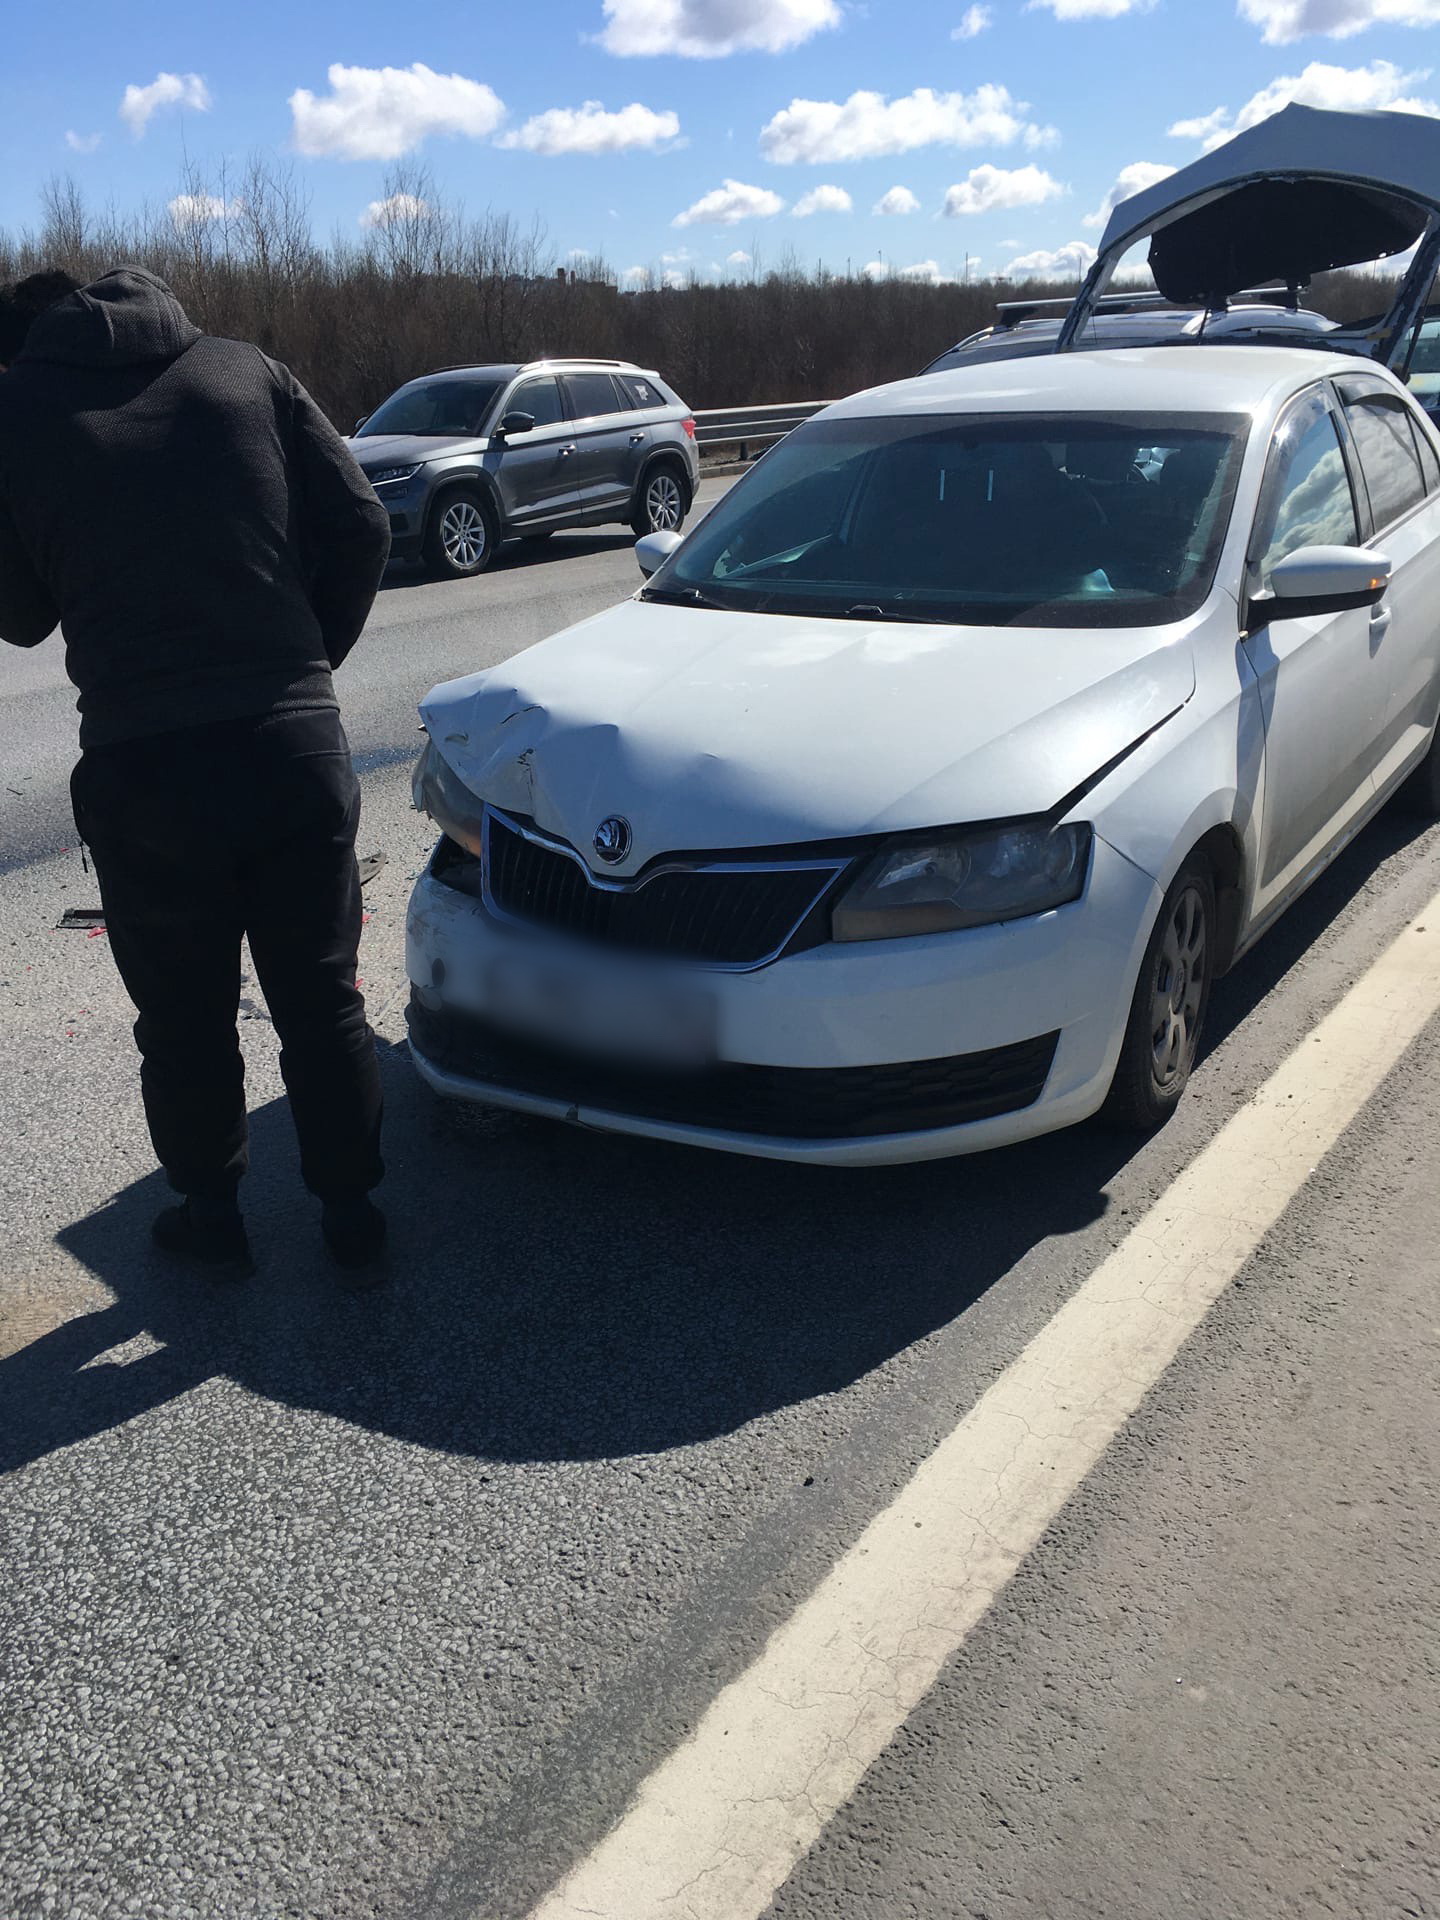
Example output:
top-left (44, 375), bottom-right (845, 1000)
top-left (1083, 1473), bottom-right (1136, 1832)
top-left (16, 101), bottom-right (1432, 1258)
top-left (2, 478), bottom-right (1438, 1920)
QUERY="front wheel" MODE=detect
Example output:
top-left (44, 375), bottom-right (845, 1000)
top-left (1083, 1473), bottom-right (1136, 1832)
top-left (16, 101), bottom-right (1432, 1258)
top-left (1103, 861), bottom-right (1215, 1133)
top-left (631, 464), bottom-right (688, 538)
top-left (424, 488), bottom-right (498, 579)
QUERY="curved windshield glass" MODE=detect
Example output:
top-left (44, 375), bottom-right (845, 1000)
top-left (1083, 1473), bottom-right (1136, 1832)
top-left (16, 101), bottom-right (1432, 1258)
top-left (648, 411), bottom-right (1248, 628)
top-left (358, 376), bottom-right (504, 438)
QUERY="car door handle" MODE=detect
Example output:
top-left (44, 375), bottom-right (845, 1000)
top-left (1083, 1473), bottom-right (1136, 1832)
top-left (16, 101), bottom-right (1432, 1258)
top-left (558, 443), bottom-right (577, 457)
top-left (629, 432), bottom-right (646, 444)
top-left (1370, 600), bottom-right (1393, 648)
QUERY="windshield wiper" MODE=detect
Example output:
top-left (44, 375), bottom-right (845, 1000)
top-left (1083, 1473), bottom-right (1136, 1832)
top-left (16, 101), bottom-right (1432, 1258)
top-left (841, 603), bottom-right (931, 622)
top-left (638, 585), bottom-right (729, 610)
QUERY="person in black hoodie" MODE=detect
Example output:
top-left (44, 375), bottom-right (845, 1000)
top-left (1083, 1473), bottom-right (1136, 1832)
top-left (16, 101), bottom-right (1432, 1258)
top-left (0, 267), bottom-right (393, 1278)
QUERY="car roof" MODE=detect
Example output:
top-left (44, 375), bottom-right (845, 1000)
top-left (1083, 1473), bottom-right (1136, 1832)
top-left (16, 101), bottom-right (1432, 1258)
top-left (832, 344), bottom-right (1383, 421)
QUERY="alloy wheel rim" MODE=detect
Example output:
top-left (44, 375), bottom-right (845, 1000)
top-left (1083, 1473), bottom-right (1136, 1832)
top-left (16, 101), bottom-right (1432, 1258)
top-left (647, 473), bottom-right (682, 531)
top-left (442, 501), bottom-right (486, 569)
top-left (1149, 883), bottom-right (1207, 1090)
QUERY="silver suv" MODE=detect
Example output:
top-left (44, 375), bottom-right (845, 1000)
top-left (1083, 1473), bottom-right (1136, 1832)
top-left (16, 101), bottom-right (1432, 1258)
top-left (348, 358), bottom-right (701, 579)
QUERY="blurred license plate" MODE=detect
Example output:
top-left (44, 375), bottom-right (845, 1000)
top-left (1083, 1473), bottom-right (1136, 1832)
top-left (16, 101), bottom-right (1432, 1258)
top-left (484, 955), bottom-right (716, 1069)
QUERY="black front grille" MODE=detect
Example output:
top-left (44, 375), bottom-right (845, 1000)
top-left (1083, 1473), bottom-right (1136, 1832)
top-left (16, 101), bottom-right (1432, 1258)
top-left (409, 996), bottom-right (1059, 1141)
top-left (478, 812), bottom-right (841, 968)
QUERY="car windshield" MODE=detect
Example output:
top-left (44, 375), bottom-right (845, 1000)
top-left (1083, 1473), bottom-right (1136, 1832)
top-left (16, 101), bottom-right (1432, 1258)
top-left (647, 412), bottom-right (1248, 628)
top-left (358, 377), bottom-right (505, 438)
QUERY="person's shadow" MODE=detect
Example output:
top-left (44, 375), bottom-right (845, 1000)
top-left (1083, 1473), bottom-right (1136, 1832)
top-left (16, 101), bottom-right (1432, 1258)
top-left (4, 808), bottom-right (1425, 1478)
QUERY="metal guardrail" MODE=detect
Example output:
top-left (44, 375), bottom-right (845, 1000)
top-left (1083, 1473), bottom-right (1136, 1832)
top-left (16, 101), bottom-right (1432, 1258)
top-left (691, 401), bottom-right (830, 462)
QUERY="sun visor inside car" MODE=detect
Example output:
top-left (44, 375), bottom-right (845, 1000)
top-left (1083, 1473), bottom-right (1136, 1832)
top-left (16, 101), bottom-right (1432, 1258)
top-left (1147, 178), bottom-right (1427, 304)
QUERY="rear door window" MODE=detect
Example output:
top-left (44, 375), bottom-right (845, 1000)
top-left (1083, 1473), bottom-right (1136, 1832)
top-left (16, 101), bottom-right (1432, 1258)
top-left (1252, 392), bottom-right (1359, 586)
top-left (1339, 386), bottom-right (1427, 529)
top-left (619, 374), bottom-right (664, 410)
top-left (563, 372), bottom-right (626, 419)
top-left (509, 376), bottom-right (565, 428)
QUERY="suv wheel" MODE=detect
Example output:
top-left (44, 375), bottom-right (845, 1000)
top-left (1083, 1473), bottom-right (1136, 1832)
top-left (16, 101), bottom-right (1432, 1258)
top-left (425, 488), bottom-right (498, 579)
top-left (632, 463), bottom-right (688, 538)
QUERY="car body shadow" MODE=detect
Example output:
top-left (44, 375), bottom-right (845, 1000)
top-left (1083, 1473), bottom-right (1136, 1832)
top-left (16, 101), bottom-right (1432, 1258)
top-left (5, 803), bottom-right (1427, 1479)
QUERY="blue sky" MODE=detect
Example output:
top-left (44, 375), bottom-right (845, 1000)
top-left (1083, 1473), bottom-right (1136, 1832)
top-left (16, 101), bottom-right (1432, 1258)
top-left (5, 0), bottom-right (1440, 283)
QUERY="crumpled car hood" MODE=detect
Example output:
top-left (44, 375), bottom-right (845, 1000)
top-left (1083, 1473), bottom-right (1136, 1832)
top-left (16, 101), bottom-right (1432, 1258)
top-left (419, 600), bottom-right (1195, 873)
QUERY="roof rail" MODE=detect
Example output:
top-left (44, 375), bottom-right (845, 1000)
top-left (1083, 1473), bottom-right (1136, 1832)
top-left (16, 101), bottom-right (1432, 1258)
top-left (992, 284), bottom-right (1304, 331)
top-left (519, 356), bottom-right (635, 370)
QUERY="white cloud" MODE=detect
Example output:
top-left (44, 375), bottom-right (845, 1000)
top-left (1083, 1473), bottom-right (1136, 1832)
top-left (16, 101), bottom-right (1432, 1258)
top-left (497, 100), bottom-right (679, 154)
top-left (1082, 158), bottom-right (1176, 228)
top-left (1168, 106), bottom-right (1231, 141)
top-left (622, 264), bottom-right (649, 283)
top-left (1028, 0), bottom-right (1154, 14)
top-left (65, 130), bottom-right (102, 154)
top-left (360, 192), bottom-right (431, 230)
top-left (1240, 0), bottom-right (1440, 44)
top-left (168, 192), bottom-right (237, 230)
top-left (760, 85), bottom-right (1057, 163)
top-left (952, 5), bottom-right (993, 35)
top-left (120, 72), bottom-right (210, 139)
top-left (662, 267), bottom-right (689, 287)
top-left (1172, 58), bottom-right (1440, 149)
top-left (861, 257), bottom-right (956, 283)
top-left (598, 0), bottom-right (840, 55)
top-left (672, 177), bottom-right (785, 225)
top-left (726, 248), bottom-right (753, 263)
top-left (873, 184), bottom-right (920, 215)
top-left (792, 183), bottom-right (854, 216)
top-left (289, 63), bottom-right (505, 161)
top-left (1002, 238), bottom-right (1098, 276)
top-left (942, 163), bottom-right (1065, 215)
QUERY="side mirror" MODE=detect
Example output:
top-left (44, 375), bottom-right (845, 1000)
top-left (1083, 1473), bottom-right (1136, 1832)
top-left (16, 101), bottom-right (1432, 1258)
top-left (353, 416), bottom-right (368, 436)
top-left (635, 530), bottom-right (684, 579)
top-left (1247, 545), bottom-right (1391, 629)
top-left (498, 411), bottom-right (536, 437)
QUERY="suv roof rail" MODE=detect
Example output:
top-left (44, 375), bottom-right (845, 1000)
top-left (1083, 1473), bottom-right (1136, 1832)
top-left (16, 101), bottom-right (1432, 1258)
top-left (519, 356), bottom-right (636, 370)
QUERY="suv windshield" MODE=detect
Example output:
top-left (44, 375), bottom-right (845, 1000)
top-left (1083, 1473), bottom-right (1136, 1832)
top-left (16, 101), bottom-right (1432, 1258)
top-left (648, 412), bottom-right (1248, 628)
top-left (358, 376), bottom-right (505, 438)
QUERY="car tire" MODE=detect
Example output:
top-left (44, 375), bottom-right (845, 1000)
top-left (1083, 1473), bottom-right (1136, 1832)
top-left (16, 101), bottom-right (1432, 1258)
top-left (1395, 709), bottom-right (1440, 816)
top-left (1102, 859), bottom-right (1216, 1133)
top-left (424, 487), bottom-right (499, 579)
top-left (631, 460), bottom-right (689, 538)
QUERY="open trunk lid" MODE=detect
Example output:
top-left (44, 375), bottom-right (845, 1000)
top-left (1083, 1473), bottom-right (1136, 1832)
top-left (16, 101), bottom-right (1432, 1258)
top-left (1058, 104), bottom-right (1440, 371)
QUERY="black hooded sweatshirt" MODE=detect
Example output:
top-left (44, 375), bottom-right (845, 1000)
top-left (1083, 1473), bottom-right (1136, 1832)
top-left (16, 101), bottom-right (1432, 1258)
top-left (0, 268), bottom-right (390, 746)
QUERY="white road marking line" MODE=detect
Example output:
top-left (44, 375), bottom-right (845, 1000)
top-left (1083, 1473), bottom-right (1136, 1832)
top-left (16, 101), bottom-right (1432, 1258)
top-left (521, 896), bottom-right (1440, 1920)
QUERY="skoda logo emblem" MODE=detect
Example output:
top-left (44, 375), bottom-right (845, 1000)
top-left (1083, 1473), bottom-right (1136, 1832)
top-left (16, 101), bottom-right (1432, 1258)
top-left (593, 815), bottom-right (632, 864)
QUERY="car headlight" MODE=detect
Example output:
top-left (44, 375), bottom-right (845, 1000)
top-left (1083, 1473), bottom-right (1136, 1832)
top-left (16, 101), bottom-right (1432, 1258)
top-left (368, 464), bottom-right (421, 487)
top-left (831, 821), bottom-right (1092, 942)
top-left (412, 740), bottom-right (486, 857)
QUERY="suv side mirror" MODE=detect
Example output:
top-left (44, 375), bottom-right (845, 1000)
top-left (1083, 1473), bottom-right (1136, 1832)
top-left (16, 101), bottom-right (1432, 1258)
top-left (1247, 545), bottom-right (1391, 629)
top-left (635, 530), bottom-right (684, 579)
top-left (498, 411), bottom-right (536, 437)
top-left (352, 416), bottom-right (368, 436)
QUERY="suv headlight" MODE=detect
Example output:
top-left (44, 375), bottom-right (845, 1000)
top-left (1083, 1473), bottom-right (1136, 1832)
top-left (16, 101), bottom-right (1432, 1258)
top-left (368, 463), bottom-right (422, 486)
top-left (412, 740), bottom-right (486, 856)
top-left (831, 821), bottom-right (1091, 942)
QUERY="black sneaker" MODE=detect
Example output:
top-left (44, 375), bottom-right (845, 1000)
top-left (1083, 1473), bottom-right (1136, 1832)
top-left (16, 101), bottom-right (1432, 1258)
top-left (152, 1199), bottom-right (252, 1277)
top-left (321, 1197), bottom-right (388, 1285)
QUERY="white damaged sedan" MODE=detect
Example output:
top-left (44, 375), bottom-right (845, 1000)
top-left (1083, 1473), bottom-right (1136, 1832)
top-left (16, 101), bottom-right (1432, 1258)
top-left (405, 343), bottom-right (1440, 1163)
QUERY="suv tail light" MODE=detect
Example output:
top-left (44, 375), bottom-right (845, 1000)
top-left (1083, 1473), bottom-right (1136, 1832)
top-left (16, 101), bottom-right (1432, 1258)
top-left (682, 417), bottom-right (697, 439)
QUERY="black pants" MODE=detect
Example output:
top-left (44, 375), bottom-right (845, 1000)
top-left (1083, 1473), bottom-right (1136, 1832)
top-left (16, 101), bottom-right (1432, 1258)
top-left (71, 708), bottom-right (383, 1203)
